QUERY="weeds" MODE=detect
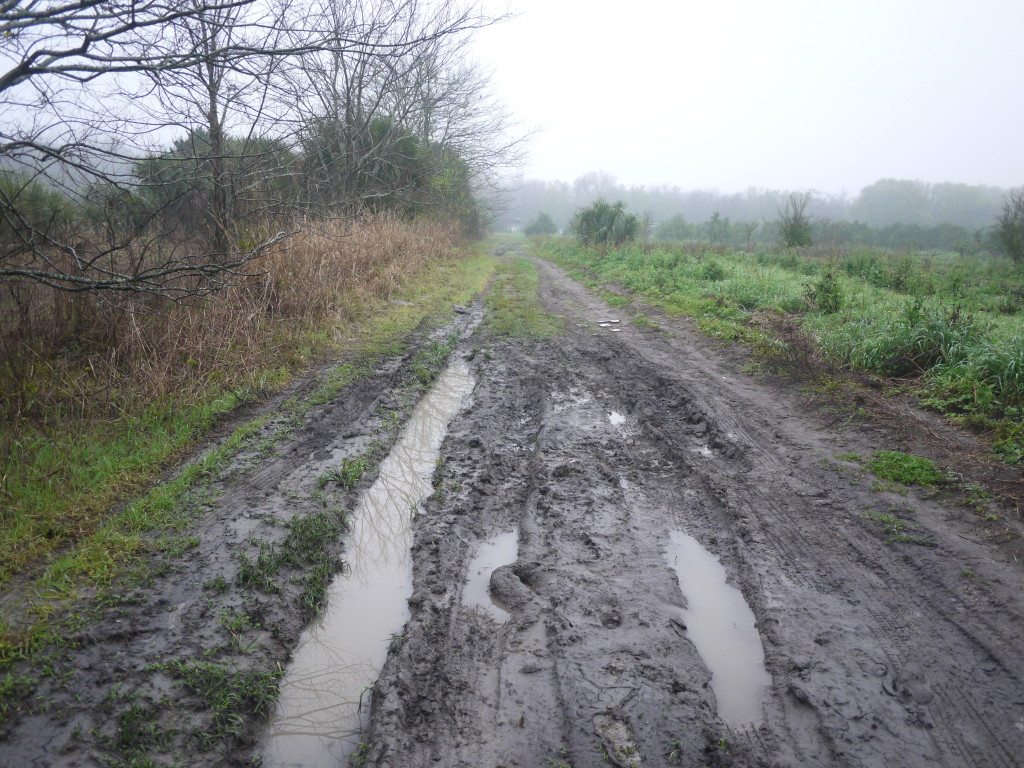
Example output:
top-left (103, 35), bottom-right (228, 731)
top-left (485, 256), bottom-right (563, 338)
top-left (317, 455), bottom-right (370, 490)
top-left (153, 659), bottom-right (280, 747)
top-left (868, 451), bottom-right (946, 486)
top-left (235, 508), bottom-right (347, 617)
top-left (864, 509), bottom-right (932, 545)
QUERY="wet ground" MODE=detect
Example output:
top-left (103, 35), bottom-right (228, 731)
top-left (2, 245), bottom-right (1024, 767)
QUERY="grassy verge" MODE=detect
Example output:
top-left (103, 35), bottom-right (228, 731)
top-left (0, 243), bottom-right (494, 667)
top-left (484, 254), bottom-right (563, 339)
top-left (535, 238), bottom-right (1024, 463)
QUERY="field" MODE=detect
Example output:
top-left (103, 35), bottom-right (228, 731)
top-left (536, 238), bottom-right (1024, 464)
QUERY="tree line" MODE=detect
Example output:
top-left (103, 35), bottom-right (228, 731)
top-left (0, 0), bottom-right (521, 301)
top-left (503, 173), bottom-right (1018, 255)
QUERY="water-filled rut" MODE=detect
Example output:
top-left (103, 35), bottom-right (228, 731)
top-left (262, 360), bottom-right (474, 767)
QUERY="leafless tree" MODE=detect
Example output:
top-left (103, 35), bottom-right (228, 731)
top-left (0, 0), bottom-right (513, 300)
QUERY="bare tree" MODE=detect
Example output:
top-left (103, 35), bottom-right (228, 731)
top-left (0, 0), bottom-right (513, 299)
top-left (777, 192), bottom-right (813, 248)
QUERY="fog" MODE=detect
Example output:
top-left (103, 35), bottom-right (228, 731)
top-left (475, 0), bottom-right (1024, 195)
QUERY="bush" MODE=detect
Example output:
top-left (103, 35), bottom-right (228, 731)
top-left (777, 192), bottom-right (813, 248)
top-left (803, 269), bottom-right (843, 314)
top-left (572, 199), bottom-right (640, 247)
top-left (524, 212), bottom-right (558, 236)
top-left (997, 191), bottom-right (1024, 265)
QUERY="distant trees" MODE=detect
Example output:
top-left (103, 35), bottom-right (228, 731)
top-left (997, 192), bottom-right (1024, 265)
top-left (777, 192), bottom-right (813, 248)
top-left (524, 212), bottom-right (558, 235)
top-left (572, 200), bottom-right (640, 246)
top-left (656, 214), bottom-right (694, 241)
top-left (495, 176), bottom-right (1010, 253)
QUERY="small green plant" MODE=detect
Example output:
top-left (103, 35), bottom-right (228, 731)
top-left (219, 608), bottom-right (258, 653)
top-left (202, 574), bottom-right (230, 593)
top-left (0, 673), bottom-right (35, 726)
top-left (804, 269), bottom-right (843, 314)
top-left (868, 451), bottom-right (945, 486)
top-left (317, 456), bottom-right (369, 490)
top-left (667, 738), bottom-right (683, 764)
top-left (153, 659), bottom-right (280, 747)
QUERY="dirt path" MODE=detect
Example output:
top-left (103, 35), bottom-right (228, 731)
top-left (3, 244), bottom-right (1023, 767)
top-left (360, 251), bottom-right (1024, 767)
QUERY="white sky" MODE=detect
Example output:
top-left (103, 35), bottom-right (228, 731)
top-left (474, 0), bottom-right (1024, 193)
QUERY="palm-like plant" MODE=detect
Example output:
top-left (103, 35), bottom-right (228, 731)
top-left (571, 199), bottom-right (640, 246)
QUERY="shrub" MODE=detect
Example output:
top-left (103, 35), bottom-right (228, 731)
top-left (997, 191), bottom-right (1024, 265)
top-left (572, 199), bottom-right (640, 247)
top-left (777, 192), bottom-right (813, 248)
top-left (803, 269), bottom-right (843, 314)
top-left (524, 212), bottom-right (558, 236)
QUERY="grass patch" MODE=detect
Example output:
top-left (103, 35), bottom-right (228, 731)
top-left (153, 659), bottom-right (280, 748)
top-left (863, 509), bottom-right (933, 545)
top-left (868, 451), bottom-right (946, 486)
top-left (236, 508), bottom-right (347, 618)
top-left (534, 238), bottom-right (1024, 464)
top-left (485, 256), bottom-right (563, 339)
top-left (317, 455), bottom-right (370, 490)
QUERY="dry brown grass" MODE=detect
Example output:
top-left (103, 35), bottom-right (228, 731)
top-left (1, 214), bottom-right (461, 425)
top-left (0, 214), bottom-right (465, 582)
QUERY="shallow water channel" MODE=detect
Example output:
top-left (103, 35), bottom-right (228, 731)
top-left (665, 530), bottom-right (771, 727)
top-left (262, 360), bottom-right (475, 768)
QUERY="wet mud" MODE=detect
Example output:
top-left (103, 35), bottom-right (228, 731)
top-left (358, 253), bottom-right (1024, 768)
top-left (3, 247), bottom-right (1024, 768)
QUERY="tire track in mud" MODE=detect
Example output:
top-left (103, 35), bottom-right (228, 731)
top-left (359, 251), bottom-right (1024, 768)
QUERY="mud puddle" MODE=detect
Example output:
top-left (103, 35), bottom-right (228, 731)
top-left (261, 360), bottom-right (474, 767)
top-left (665, 530), bottom-right (771, 727)
top-left (462, 530), bottom-right (518, 622)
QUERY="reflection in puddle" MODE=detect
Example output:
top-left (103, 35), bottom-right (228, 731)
top-left (262, 360), bottom-right (475, 768)
top-left (608, 411), bottom-right (626, 427)
top-left (463, 531), bottom-right (518, 622)
top-left (665, 530), bottom-right (771, 727)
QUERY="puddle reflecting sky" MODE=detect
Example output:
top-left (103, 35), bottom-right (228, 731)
top-left (665, 530), bottom-right (771, 727)
top-left (262, 361), bottom-right (475, 768)
top-left (463, 530), bottom-right (518, 622)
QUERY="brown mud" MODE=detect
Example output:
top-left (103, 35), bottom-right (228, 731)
top-left (2, 245), bottom-right (1023, 768)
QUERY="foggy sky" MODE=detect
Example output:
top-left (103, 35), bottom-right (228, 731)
top-left (474, 0), bottom-right (1024, 194)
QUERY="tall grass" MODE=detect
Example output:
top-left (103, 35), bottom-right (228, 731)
top-left (538, 238), bottom-right (1024, 459)
top-left (0, 215), bottom-right (466, 584)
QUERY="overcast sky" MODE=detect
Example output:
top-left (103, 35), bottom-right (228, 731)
top-left (474, 0), bottom-right (1024, 194)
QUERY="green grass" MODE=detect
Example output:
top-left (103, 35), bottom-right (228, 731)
top-left (536, 238), bottom-right (1024, 463)
top-left (0, 249), bottom-right (494, 670)
top-left (868, 451), bottom-right (946, 486)
top-left (485, 256), bottom-right (563, 339)
top-left (317, 455), bottom-right (370, 490)
top-left (236, 507), bottom-right (348, 618)
top-left (153, 659), bottom-right (280, 748)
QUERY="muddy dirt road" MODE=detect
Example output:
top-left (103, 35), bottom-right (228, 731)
top-left (3, 246), bottom-right (1024, 768)
top-left (354, 254), bottom-right (1024, 768)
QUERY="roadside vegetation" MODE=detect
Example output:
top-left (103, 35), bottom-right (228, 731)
top-left (1, 0), bottom-right (512, 672)
top-left (0, 241), bottom-right (493, 666)
top-left (534, 237), bottom-right (1024, 464)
